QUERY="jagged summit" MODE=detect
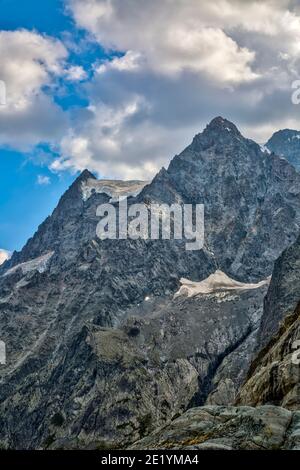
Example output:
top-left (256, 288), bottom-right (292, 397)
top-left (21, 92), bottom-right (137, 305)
top-left (188, 116), bottom-right (246, 153)
top-left (204, 116), bottom-right (241, 135)
top-left (74, 168), bottom-right (97, 184)
top-left (50, 168), bottom-right (97, 212)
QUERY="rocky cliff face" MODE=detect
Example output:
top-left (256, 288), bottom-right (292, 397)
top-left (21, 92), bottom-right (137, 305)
top-left (131, 234), bottom-right (300, 452)
top-left (0, 117), bottom-right (300, 449)
top-left (257, 234), bottom-right (300, 350)
top-left (266, 129), bottom-right (300, 172)
top-left (0, 270), bottom-right (268, 449)
top-left (237, 304), bottom-right (300, 410)
top-left (236, 232), bottom-right (300, 410)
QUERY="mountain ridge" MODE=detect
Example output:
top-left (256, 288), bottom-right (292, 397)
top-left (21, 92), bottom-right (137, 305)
top-left (1, 116), bottom-right (300, 449)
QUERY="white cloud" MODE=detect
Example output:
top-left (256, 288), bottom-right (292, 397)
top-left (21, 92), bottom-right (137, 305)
top-left (0, 29), bottom-right (70, 149)
top-left (52, 0), bottom-right (300, 179)
top-left (97, 51), bottom-right (143, 74)
top-left (0, 30), bottom-right (67, 107)
top-left (68, 0), bottom-right (300, 60)
top-left (69, 0), bottom-right (260, 85)
top-left (65, 65), bottom-right (88, 81)
top-left (37, 175), bottom-right (51, 185)
top-left (2, 2), bottom-right (299, 181)
top-left (51, 97), bottom-right (185, 179)
top-left (0, 249), bottom-right (11, 266)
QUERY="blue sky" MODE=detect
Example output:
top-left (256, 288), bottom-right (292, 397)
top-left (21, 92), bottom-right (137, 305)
top-left (0, 0), bottom-right (71, 34)
top-left (1, 0), bottom-right (300, 256)
top-left (0, 0), bottom-right (106, 252)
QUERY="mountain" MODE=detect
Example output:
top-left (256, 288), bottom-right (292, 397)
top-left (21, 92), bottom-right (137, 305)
top-left (1, 116), bottom-right (300, 449)
top-left (266, 129), bottom-right (300, 171)
top-left (8, 275), bottom-right (268, 450)
top-left (140, 116), bottom-right (300, 281)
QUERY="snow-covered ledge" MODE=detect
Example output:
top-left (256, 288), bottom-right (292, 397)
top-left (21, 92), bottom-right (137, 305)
top-left (174, 270), bottom-right (270, 298)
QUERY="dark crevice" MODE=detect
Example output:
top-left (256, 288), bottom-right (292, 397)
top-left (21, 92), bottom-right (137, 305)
top-left (188, 326), bottom-right (254, 407)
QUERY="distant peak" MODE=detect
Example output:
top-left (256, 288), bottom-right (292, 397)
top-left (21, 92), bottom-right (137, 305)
top-left (77, 169), bottom-right (97, 182)
top-left (70, 169), bottom-right (97, 189)
top-left (55, 169), bottom-right (97, 208)
top-left (205, 116), bottom-right (241, 135)
top-left (189, 117), bottom-right (244, 153)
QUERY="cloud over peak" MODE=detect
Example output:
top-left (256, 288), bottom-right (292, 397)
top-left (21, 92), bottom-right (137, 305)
top-left (2, 1), bottom-right (300, 180)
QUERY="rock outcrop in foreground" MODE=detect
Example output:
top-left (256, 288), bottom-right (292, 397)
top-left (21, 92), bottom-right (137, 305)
top-left (130, 405), bottom-right (300, 450)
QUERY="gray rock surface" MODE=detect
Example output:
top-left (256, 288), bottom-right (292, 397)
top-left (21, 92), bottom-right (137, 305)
top-left (0, 275), bottom-right (267, 449)
top-left (266, 129), bottom-right (300, 171)
top-left (140, 117), bottom-right (300, 281)
top-left (130, 405), bottom-right (300, 450)
top-left (258, 234), bottom-right (300, 350)
top-left (238, 303), bottom-right (300, 410)
top-left (236, 232), bottom-right (300, 410)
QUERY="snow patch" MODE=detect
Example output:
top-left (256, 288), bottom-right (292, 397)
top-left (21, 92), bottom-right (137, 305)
top-left (174, 270), bottom-right (270, 298)
top-left (4, 251), bottom-right (54, 277)
top-left (81, 178), bottom-right (148, 202)
top-left (260, 144), bottom-right (271, 155)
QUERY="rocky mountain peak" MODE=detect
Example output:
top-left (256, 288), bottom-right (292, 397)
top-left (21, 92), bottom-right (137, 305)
top-left (266, 129), bottom-right (300, 171)
top-left (188, 116), bottom-right (247, 153)
top-left (72, 169), bottom-right (97, 187)
top-left (55, 169), bottom-right (97, 207)
top-left (205, 116), bottom-right (241, 135)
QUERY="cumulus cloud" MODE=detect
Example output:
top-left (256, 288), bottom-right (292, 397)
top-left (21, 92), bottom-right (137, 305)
top-left (50, 97), bottom-right (191, 178)
top-left (69, 0), bottom-right (260, 84)
top-left (0, 249), bottom-right (11, 266)
top-left (97, 51), bottom-right (143, 74)
top-left (49, 0), bottom-right (300, 179)
top-left (0, 29), bottom-right (69, 149)
top-left (64, 65), bottom-right (88, 81)
top-left (3, 2), bottom-right (300, 181)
